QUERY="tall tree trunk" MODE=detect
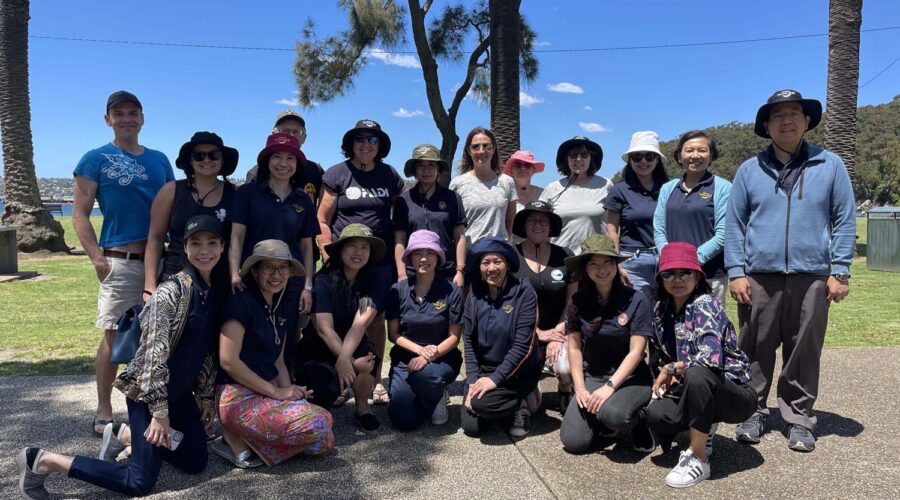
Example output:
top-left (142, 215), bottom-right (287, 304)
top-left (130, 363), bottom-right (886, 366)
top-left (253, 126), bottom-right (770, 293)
top-left (825, 0), bottom-right (862, 193)
top-left (0, 0), bottom-right (67, 252)
top-left (488, 0), bottom-right (521, 166)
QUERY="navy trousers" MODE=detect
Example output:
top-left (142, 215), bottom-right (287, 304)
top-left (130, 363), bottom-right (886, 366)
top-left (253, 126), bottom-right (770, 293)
top-left (388, 352), bottom-right (461, 431)
top-left (68, 393), bottom-right (207, 496)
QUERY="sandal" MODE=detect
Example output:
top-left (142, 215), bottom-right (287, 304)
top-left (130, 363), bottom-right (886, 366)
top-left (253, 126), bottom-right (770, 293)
top-left (92, 418), bottom-right (112, 437)
top-left (372, 385), bottom-right (390, 405)
top-left (210, 437), bottom-right (264, 469)
top-left (355, 412), bottom-right (380, 433)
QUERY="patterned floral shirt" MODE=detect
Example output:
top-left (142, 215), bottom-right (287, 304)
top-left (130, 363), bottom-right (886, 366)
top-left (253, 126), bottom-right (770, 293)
top-left (651, 294), bottom-right (751, 384)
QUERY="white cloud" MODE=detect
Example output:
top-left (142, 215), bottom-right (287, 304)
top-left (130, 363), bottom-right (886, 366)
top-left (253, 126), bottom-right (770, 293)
top-left (519, 91), bottom-right (543, 107)
top-left (534, 40), bottom-right (551, 47)
top-left (578, 121), bottom-right (611, 133)
top-left (547, 82), bottom-right (584, 94)
top-left (583, 105), bottom-right (593, 111)
top-left (276, 98), bottom-right (299, 106)
top-left (392, 107), bottom-right (424, 118)
top-left (366, 48), bottom-right (421, 69)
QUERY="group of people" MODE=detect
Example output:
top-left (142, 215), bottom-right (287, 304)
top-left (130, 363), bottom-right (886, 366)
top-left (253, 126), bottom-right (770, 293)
top-left (17, 87), bottom-right (855, 498)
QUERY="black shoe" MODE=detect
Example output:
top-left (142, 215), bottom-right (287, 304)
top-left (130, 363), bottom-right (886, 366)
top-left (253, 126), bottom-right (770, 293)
top-left (356, 412), bottom-right (380, 433)
top-left (509, 408), bottom-right (531, 437)
top-left (632, 422), bottom-right (656, 453)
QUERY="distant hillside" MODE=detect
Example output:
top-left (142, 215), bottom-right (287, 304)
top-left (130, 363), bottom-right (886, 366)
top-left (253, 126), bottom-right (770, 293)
top-left (610, 95), bottom-right (900, 205)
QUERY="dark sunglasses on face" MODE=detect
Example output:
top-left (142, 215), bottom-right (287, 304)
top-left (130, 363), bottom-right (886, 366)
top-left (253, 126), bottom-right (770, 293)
top-left (354, 135), bottom-right (379, 145)
top-left (629, 152), bottom-right (658, 163)
top-left (191, 151), bottom-right (223, 162)
top-left (568, 151), bottom-right (591, 160)
top-left (660, 269), bottom-right (695, 282)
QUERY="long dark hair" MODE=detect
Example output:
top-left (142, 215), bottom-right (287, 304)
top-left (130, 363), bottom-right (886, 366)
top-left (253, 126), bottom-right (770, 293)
top-left (622, 159), bottom-right (669, 191)
top-left (572, 257), bottom-right (629, 319)
top-left (255, 154), bottom-right (307, 187)
top-left (459, 126), bottom-right (500, 174)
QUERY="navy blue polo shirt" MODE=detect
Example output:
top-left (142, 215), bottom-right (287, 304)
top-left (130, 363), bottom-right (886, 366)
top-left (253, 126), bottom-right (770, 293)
top-left (385, 277), bottom-right (463, 363)
top-left (230, 181), bottom-right (319, 263)
top-left (566, 287), bottom-right (653, 377)
top-left (166, 270), bottom-right (220, 399)
top-left (217, 284), bottom-right (290, 384)
top-left (663, 172), bottom-right (724, 277)
top-left (392, 184), bottom-right (467, 273)
top-left (463, 276), bottom-right (539, 385)
top-left (604, 178), bottom-right (660, 250)
top-left (299, 267), bottom-right (381, 357)
top-left (322, 160), bottom-right (403, 265)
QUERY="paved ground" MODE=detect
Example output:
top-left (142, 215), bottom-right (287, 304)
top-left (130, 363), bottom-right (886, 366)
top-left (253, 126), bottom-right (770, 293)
top-left (2, 347), bottom-right (899, 499)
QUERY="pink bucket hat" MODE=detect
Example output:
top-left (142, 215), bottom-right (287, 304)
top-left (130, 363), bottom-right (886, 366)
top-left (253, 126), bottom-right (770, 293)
top-left (657, 242), bottom-right (705, 279)
top-left (503, 150), bottom-right (545, 175)
top-left (402, 230), bottom-right (446, 266)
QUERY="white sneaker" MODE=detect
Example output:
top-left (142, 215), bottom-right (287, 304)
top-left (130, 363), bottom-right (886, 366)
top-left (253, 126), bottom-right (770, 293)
top-left (665, 450), bottom-right (710, 488)
top-left (430, 388), bottom-right (449, 425)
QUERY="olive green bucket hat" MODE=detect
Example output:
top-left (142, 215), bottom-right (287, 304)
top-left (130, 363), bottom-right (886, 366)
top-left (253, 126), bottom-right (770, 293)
top-left (563, 234), bottom-right (628, 279)
top-left (324, 223), bottom-right (386, 264)
top-left (403, 144), bottom-right (449, 178)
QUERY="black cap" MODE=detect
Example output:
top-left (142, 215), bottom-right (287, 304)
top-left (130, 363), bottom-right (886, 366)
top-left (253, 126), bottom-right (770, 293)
top-left (183, 215), bottom-right (224, 241)
top-left (106, 90), bottom-right (142, 111)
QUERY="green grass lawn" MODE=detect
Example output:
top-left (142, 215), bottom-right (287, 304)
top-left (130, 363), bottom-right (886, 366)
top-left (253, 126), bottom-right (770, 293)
top-left (1, 217), bottom-right (896, 376)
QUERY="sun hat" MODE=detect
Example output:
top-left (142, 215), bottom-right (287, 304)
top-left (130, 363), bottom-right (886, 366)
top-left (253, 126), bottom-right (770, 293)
top-left (754, 89), bottom-right (822, 139)
top-left (621, 131), bottom-right (667, 165)
top-left (656, 242), bottom-right (705, 279)
top-left (403, 144), bottom-right (449, 177)
top-left (183, 214), bottom-right (224, 241)
top-left (106, 90), bottom-right (141, 111)
top-left (556, 136), bottom-right (603, 171)
top-left (175, 131), bottom-right (239, 176)
top-left (465, 237), bottom-right (520, 281)
top-left (239, 239), bottom-right (304, 277)
top-left (324, 223), bottom-right (386, 264)
top-left (341, 119), bottom-right (391, 159)
top-left (512, 201), bottom-right (562, 239)
top-left (563, 234), bottom-right (627, 279)
top-left (274, 109), bottom-right (305, 129)
top-left (503, 150), bottom-right (545, 176)
top-left (402, 230), bottom-right (446, 266)
top-left (256, 132), bottom-right (307, 171)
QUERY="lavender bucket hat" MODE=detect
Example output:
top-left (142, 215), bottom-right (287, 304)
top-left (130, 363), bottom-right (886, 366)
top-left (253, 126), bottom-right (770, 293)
top-left (402, 230), bottom-right (446, 266)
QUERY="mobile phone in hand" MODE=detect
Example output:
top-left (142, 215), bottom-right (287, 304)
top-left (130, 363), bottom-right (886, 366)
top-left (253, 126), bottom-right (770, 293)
top-left (144, 427), bottom-right (184, 450)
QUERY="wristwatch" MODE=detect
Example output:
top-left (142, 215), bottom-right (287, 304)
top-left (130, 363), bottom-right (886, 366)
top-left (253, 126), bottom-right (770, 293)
top-left (152, 409), bottom-right (169, 419)
top-left (604, 379), bottom-right (615, 390)
top-left (304, 283), bottom-right (313, 291)
top-left (666, 362), bottom-right (678, 376)
top-left (831, 273), bottom-right (851, 285)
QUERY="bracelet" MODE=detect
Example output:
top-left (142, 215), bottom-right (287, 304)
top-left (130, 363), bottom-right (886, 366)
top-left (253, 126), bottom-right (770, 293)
top-left (142, 289), bottom-right (153, 296)
top-left (304, 284), bottom-right (313, 291)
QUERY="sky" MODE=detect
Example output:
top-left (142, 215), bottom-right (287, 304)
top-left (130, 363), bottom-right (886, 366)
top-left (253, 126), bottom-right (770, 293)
top-left (14, 0), bottom-right (900, 188)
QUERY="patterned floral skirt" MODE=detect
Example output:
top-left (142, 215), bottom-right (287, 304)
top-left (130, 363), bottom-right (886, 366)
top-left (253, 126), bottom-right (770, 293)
top-left (217, 383), bottom-right (334, 466)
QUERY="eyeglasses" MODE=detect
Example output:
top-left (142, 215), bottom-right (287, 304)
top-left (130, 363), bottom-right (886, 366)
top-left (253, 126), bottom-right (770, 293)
top-left (512, 162), bottom-right (533, 170)
top-left (629, 152), bottom-right (658, 163)
top-left (354, 135), bottom-right (379, 145)
top-left (260, 263), bottom-right (291, 276)
top-left (659, 269), bottom-right (695, 282)
top-left (191, 151), bottom-right (223, 162)
top-left (469, 143), bottom-right (494, 152)
top-left (525, 218), bottom-right (550, 226)
top-left (568, 151), bottom-right (591, 160)
top-left (278, 127), bottom-right (307, 138)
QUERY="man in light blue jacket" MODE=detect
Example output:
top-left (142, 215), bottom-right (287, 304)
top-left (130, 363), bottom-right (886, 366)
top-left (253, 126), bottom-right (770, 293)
top-left (725, 89), bottom-right (855, 453)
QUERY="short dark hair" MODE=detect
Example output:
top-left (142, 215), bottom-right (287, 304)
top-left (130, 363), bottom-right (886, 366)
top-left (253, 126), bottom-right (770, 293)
top-left (256, 154), bottom-right (306, 187)
top-left (674, 130), bottom-right (719, 166)
top-left (459, 126), bottom-right (500, 174)
top-left (557, 144), bottom-right (600, 177)
top-left (655, 273), bottom-right (711, 305)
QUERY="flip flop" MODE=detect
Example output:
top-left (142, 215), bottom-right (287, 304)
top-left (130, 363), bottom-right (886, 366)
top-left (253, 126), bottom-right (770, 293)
top-left (372, 385), bottom-right (390, 405)
top-left (92, 418), bottom-right (112, 437)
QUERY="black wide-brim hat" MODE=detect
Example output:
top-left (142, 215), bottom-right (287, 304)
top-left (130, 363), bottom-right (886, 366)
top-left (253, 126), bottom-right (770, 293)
top-left (754, 89), bottom-right (822, 139)
top-left (556, 136), bottom-right (603, 170)
top-left (341, 119), bottom-right (391, 160)
top-left (512, 201), bottom-right (562, 239)
top-left (464, 237), bottom-right (520, 282)
top-left (176, 131), bottom-right (239, 176)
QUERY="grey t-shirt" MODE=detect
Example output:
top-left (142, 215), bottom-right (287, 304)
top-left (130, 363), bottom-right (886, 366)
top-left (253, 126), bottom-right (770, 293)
top-left (539, 175), bottom-right (613, 254)
top-left (450, 172), bottom-right (517, 245)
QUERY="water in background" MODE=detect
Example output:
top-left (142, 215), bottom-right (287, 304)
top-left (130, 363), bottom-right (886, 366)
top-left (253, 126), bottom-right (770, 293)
top-left (0, 202), bottom-right (101, 217)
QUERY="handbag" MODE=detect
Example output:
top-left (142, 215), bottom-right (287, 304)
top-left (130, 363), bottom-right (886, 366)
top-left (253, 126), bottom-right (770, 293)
top-left (112, 302), bottom-right (144, 363)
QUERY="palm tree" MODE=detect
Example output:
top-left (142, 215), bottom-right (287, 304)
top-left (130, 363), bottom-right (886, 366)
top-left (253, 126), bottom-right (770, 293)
top-left (824, 0), bottom-right (863, 192)
top-left (488, 0), bottom-right (522, 165)
top-left (0, 0), bottom-right (67, 252)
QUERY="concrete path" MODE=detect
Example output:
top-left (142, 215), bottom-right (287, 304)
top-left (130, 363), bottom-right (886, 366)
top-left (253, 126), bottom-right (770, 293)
top-left (2, 348), bottom-right (899, 499)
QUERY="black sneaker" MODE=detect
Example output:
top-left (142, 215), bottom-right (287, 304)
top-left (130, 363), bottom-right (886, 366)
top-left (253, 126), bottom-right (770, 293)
top-left (356, 412), bottom-right (380, 433)
top-left (632, 421), bottom-right (656, 453)
top-left (509, 408), bottom-right (531, 437)
top-left (735, 414), bottom-right (766, 444)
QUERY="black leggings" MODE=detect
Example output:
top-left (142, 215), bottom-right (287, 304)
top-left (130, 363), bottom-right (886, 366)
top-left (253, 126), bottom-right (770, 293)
top-left (460, 366), bottom-right (541, 437)
top-left (645, 365), bottom-right (757, 435)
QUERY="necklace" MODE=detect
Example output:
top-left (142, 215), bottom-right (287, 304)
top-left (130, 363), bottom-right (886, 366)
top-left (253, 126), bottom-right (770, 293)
top-left (194, 180), bottom-right (222, 207)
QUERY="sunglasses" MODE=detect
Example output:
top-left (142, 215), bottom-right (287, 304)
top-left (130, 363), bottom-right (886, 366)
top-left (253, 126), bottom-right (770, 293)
top-left (629, 152), bottom-right (658, 163)
top-left (354, 135), bottom-right (379, 145)
top-left (568, 151), bottom-right (591, 160)
top-left (659, 269), bottom-right (696, 282)
top-left (191, 151), bottom-right (223, 162)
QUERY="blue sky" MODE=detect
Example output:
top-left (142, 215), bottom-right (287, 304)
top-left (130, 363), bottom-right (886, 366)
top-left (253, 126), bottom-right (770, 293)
top-left (17, 0), bottom-right (900, 187)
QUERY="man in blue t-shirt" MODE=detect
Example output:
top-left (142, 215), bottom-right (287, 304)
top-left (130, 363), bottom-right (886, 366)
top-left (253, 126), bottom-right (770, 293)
top-left (72, 90), bottom-right (175, 436)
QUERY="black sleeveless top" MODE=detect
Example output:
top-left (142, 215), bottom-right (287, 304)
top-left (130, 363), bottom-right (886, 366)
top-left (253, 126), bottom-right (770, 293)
top-left (161, 179), bottom-right (235, 280)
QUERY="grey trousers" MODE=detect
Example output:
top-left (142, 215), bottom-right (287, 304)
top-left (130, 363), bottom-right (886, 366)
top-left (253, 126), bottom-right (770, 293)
top-left (737, 273), bottom-right (829, 431)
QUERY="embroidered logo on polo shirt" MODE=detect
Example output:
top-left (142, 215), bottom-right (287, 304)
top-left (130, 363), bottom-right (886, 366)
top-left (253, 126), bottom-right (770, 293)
top-left (617, 312), bottom-right (628, 326)
top-left (292, 203), bottom-right (305, 214)
top-left (699, 192), bottom-right (712, 200)
top-left (438, 201), bottom-right (447, 210)
top-left (503, 304), bottom-right (514, 314)
top-left (551, 269), bottom-right (564, 281)
top-left (433, 300), bottom-right (446, 311)
top-left (215, 208), bottom-right (226, 221)
top-left (278, 316), bottom-right (286, 326)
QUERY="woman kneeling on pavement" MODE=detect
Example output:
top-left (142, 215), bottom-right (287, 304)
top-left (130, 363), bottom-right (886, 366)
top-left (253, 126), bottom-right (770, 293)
top-left (645, 242), bottom-right (755, 488)
top-left (559, 234), bottom-right (656, 454)
top-left (292, 224), bottom-right (385, 432)
top-left (461, 237), bottom-right (541, 438)
top-left (18, 215), bottom-right (226, 498)
top-left (215, 239), bottom-right (333, 468)
top-left (386, 230), bottom-right (463, 430)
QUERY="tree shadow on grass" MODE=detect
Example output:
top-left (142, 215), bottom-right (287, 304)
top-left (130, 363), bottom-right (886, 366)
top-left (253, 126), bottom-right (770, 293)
top-left (0, 356), bottom-right (95, 377)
